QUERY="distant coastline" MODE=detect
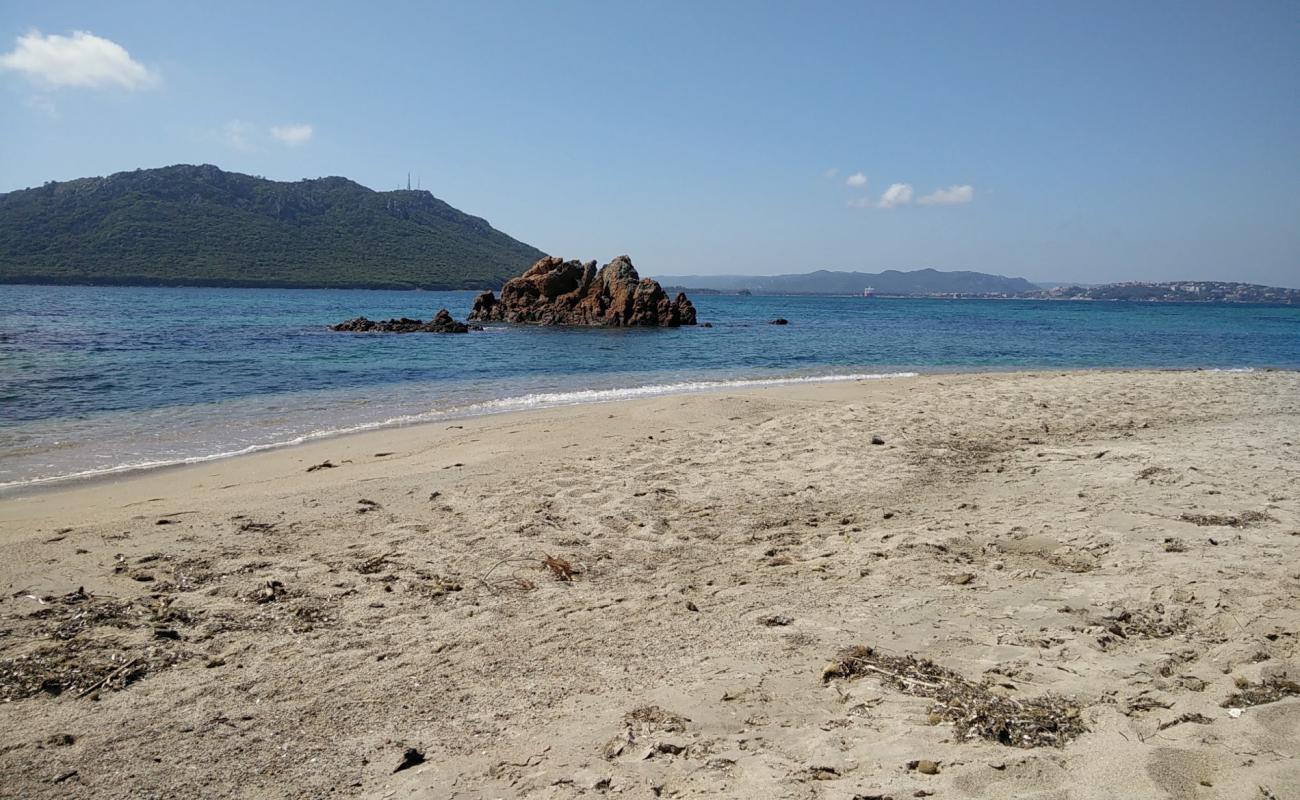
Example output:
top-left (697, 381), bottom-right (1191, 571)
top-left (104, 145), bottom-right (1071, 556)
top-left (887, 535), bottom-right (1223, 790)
top-left (658, 270), bottom-right (1298, 304)
top-left (661, 283), bottom-right (1299, 304)
top-left (5, 276), bottom-right (1296, 304)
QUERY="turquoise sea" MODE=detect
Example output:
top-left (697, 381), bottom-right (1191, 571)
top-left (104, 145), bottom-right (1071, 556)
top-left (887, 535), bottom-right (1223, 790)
top-left (1, 284), bottom-right (1297, 489)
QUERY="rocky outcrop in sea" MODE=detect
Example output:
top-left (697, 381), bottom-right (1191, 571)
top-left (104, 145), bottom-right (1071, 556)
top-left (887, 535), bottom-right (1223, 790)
top-left (330, 309), bottom-right (478, 333)
top-left (468, 255), bottom-right (696, 327)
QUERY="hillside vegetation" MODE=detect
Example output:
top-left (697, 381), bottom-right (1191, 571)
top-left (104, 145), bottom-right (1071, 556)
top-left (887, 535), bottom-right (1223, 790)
top-left (0, 164), bottom-right (546, 289)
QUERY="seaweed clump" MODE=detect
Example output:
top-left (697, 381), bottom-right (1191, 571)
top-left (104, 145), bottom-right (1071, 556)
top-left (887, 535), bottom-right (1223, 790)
top-left (1222, 675), bottom-right (1300, 709)
top-left (823, 645), bottom-right (1086, 748)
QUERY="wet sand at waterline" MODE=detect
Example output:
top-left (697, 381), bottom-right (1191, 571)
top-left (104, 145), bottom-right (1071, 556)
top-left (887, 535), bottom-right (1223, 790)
top-left (1, 369), bottom-right (1297, 799)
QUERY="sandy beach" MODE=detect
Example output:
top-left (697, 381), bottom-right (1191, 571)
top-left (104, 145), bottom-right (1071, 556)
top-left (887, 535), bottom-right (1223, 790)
top-left (1, 369), bottom-right (1298, 799)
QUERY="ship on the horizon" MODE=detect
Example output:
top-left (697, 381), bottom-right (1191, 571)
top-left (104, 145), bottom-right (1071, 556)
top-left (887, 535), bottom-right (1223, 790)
top-left (862, 286), bottom-right (876, 298)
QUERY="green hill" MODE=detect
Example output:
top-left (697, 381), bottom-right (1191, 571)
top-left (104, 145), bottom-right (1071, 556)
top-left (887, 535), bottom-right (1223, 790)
top-left (0, 164), bottom-right (546, 289)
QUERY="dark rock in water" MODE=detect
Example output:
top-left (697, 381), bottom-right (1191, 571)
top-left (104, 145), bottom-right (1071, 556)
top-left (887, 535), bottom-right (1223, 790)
top-left (330, 309), bottom-right (478, 333)
top-left (769, 318), bottom-right (789, 325)
top-left (330, 316), bottom-right (413, 332)
top-left (673, 292), bottom-right (697, 326)
top-left (470, 290), bottom-right (497, 319)
top-left (468, 255), bottom-right (697, 327)
top-left (700, 322), bottom-right (714, 328)
top-left (425, 308), bottom-right (478, 332)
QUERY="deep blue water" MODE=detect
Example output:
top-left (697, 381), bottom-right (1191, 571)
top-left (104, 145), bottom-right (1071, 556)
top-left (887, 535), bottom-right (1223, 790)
top-left (2, 284), bottom-right (1298, 487)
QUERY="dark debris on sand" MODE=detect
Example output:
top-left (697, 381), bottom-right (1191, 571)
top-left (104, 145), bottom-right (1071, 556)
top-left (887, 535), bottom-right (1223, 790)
top-left (1180, 510), bottom-right (1275, 528)
top-left (0, 639), bottom-right (184, 700)
top-left (1222, 675), bottom-right (1300, 709)
top-left (822, 645), bottom-right (1087, 748)
top-left (603, 705), bottom-right (691, 760)
top-left (0, 588), bottom-right (197, 701)
top-left (1086, 603), bottom-right (1192, 646)
top-left (393, 747), bottom-right (426, 772)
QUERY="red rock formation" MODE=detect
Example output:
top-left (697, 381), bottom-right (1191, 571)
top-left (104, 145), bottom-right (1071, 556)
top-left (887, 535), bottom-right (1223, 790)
top-left (469, 255), bottom-right (696, 327)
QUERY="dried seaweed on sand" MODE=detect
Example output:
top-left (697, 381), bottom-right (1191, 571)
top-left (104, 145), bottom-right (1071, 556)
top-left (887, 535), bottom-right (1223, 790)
top-left (1180, 510), bottom-right (1275, 528)
top-left (823, 645), bottom-right (1086, 748)
top-left (0, 641), bottom-right (184, 700)
top-left (1222, 675), bottom-right (1300, 709)
top-left (475, 552), bottom-right (580, 593)
top-left (604, 705), bottom-right (690, 759)
top-left (542, 554), bottom-right (578, 582)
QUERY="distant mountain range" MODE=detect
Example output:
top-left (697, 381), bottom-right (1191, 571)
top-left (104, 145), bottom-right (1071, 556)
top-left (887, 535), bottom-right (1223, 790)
top-left (0, 164), bottom-right (545, 289)
top-left (654, 268), bottom-right (1038, 296)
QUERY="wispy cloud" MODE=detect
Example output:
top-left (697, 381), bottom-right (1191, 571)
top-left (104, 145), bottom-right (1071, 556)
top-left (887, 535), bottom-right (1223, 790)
top-left (270, 123), bottom-right (313, 146)
top-left (25, 94), bottom-right (57, 118)
top-left (877, 183), bottom-right (913, 209)
top-left (823, 167), bottom-right (839, 179)
top-left (844, 177), bottom-right (976, 210)
top-left (918, 184), bottom-right (974, 205)
top-left (222, 120), bottom-right (257, 152)
top-left (217, 121), bottom-right (315, 151)
top-left (0, 30), bottom-right (157, 89)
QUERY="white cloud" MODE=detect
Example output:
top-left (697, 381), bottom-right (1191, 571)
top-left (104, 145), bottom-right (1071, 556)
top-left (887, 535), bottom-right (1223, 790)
top-left (217, 121), bottom-right (314, 150)
top-left (0, 30), bottom-right (156, 89)
top-left (823, 167), bottom-right (839, 179)
top-left (270, 123), bottom-right (313, 146)
top-left (877, 183), bottom-right (913, 208)
top-left (918, 184), bottom-right (974, 205)
top-left (222, 120), bottom-right (256, 151)
top-left (845, 171), bottom-right (867, 188)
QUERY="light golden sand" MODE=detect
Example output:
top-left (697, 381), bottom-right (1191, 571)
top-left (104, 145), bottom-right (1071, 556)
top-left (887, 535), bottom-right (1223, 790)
top-left (1, 370), bottom-right (1298, 799)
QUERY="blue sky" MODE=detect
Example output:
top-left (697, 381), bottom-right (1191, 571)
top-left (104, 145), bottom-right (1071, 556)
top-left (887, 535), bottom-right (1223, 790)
top-left (1, 1), bottom-right (1297, 286)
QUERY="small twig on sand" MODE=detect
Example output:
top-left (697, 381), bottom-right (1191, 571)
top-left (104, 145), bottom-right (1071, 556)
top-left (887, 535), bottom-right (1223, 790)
top-left (844, 659), bottom-right (944, 691)
top-left (476, 556), bottom-right (544, 593)
top-left (477, 552), bottom-right (581, 592)
top-left (78, 657), bottom-right (142, 698)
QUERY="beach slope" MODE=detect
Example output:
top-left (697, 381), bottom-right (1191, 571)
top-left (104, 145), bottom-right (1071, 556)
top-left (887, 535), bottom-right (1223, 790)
top-left (1, 370), bottom-right (1298, 798)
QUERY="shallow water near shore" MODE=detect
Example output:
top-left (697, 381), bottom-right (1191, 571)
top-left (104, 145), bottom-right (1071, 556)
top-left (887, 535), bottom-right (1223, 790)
top-left (2, 284), bottom-right (1298, 488)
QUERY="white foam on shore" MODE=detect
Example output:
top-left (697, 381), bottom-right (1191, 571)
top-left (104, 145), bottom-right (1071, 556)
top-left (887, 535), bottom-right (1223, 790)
top-left (457, 371), bottom-right (919, 414)
top-left (0, 371), bottom-right (917, 490)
